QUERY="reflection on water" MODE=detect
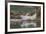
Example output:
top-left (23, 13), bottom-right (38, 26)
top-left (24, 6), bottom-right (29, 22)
top-left (10, 18), bottom-right (40, 29)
